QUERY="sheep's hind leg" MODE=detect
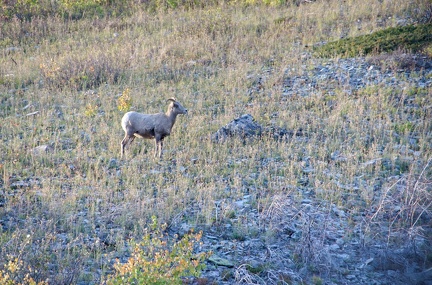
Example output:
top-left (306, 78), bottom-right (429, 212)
top-left (121, 135), bottom-right (135, 158)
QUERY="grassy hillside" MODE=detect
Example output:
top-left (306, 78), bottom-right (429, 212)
top-left (1, 0), bottom-right (431, 284)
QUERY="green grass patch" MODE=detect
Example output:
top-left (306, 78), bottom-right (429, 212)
top-left (314, 23), bottom-right (432, 58)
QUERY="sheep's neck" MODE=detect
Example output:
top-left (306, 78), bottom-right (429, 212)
top-left (166, 110), bottom-right (178, 128)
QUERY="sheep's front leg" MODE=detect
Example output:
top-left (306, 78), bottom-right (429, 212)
top-left (154, 135), bottom-right (164, 158)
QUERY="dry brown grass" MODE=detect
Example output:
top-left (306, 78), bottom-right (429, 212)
top-left (0, 0), bottom-right (431, 283)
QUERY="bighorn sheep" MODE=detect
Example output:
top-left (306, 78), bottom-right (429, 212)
top-left (121, 98), bottom-right (188, 158)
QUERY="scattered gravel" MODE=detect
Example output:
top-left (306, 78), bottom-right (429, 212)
top-left (280, 54), bottom-right (432, 98)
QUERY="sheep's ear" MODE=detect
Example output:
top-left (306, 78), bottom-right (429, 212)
top-left (167, 97), bottom-right (177, 103)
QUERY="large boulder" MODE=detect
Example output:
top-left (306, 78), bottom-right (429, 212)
top-left (211, 114), bottom-right (302, 143)
top-left (211, 114), bottom-right (263, 143)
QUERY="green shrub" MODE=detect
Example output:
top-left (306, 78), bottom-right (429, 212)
top-left (105, 216), bottom-right (211, 285)
top-left (117, 88), bottom-right (132, 112)
top-left (394, 121), bottom-right (415, 134)
top-left (0, 255), bottom-right (48, 285)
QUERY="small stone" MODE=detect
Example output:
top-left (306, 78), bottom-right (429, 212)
top-left (332, 207), bottom-right (346, 217)
top-left (393, 205), bottom-right (401, 212)
top-left (337, 254), bottom-right (350, 261)
top-left (302, 167), bottom-right (315, 173)
top-left (30, 144), bottom-right (54, 155)
top-left (336, 238), bottom-right (345, 247)
top-left (179, 223), bottom-right (192, 236)
top-left (205, 270), bottom-right (221, 279)
top-left (329, 244), bottom-right (340, 251)
top-left (10, 181), bottom-right (30, 189)
top-left (108, 158), bottom-right (118, 169)
top-left (208, 255), bottom-right (234, 267)
top-left (5, 47), bottom-right (20, 53)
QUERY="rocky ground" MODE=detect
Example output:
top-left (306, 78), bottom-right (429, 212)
top-left (176, 53), bottom-right (432, 285)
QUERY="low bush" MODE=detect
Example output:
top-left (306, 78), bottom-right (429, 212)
top-left (39, 52), bottom-right (129, 90)
top-left (105, 216), bottom-right (211, 285)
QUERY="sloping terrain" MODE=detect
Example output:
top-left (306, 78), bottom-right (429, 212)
top-left (0, 1), bottom-right (431, 284)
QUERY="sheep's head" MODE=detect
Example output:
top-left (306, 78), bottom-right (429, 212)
top-left (167, 97), bottom-right (188, 115)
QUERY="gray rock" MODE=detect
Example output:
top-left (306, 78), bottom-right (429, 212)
top-left (329, 244), bottom-right (340, 251)
top-left (10, 180), bottom-right (31, 189)
top-left (108, 158), bottom-right (118, 169)
top-left (211, 114), bottom-right (263, 143)
top-left (30, 144), bottom-right (54, 155)
top-left (211, 114), bottom-right (300, 143)
top-left (346, 274), bottom-right (356, 280)
top-left (336, 238), bottom-right (345, 247)
top-left (208, 255), bottom-right (235, 267)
